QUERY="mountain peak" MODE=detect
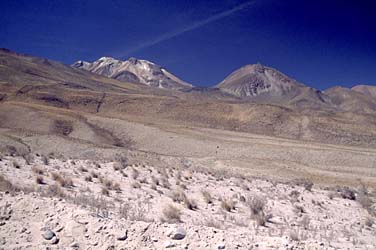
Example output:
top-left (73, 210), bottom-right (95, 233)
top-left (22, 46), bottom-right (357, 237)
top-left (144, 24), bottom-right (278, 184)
top-left (72, 56), bottom-right (191, 90)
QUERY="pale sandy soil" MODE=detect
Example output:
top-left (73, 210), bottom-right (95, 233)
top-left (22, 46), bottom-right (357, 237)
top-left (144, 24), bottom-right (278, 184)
top-left (0, 155), bottom-right (375, 249)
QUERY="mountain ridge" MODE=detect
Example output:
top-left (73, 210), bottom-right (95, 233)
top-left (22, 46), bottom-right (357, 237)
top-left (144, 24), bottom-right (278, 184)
top-left (72, 56), bottom-right (192, 90)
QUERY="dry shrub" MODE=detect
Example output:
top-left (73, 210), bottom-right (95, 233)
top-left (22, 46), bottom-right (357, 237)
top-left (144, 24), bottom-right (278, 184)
top-left (289, 190), bottom-right (300, 201)
top-left (85, 175), bottom-right (93, 182)
top-left (337, 186), bottom-right (356, 200)
top-left (102, 187), bottom-right (110, 196)
top-left (365, 217), bottom-right (374, 227)
top-left (42, 155), bottom-right (49, 165)
top-left (171, 189), bottom-right (187, 203)
top-left (103, 179), bottom-right (114, 189)
top-left (132, 181), bottom-right (141, 189)
top-left (36, 175), bottom-right (45, 185)
top-left (118, 155), bottom-right (128, 169)
top-left (221, 198), bottom-right (236, 212)
top-left (294, 204), bottom-right (306, 214)
top-left (293, 179), bottom-right (314, 192)
top-left (204, 217), bottom-right (222, 229)
top-left (45, 184), bottom-right (65, 198)
top-left (90, 171), bottom-right (99, 178)
top-left (139, 177), bottom-right (148, 184)
top-left (160, 176), bottom-right (171, 189)
top-left (248, 196), bottom-right (266, 215)
top-left (12, 161), bottom-right (21, 169)
top-left (32, 166), bottom-right (44, 175)
top-left (113, 163), bottom-right (121, 171)
top-left (162, 204), bottom-right (181, 223)
top-left (113, 182), bottom-right (121, 191)
top-left (201, 189), bottom-right (213, 204)
top-left (120, 170), bottom-right (128, 178)
top-left (79, 166), bottom-right (88, 172)
top-left (131, 168), bottom-right (139, 180)
top-left (53, 174), bottom-right (73, 188)
top-left (357, 193), bottom-right (374, 215)
top-left (184, 198), bottom-right (198, 210)
top-left (0, 175), bottom-right (19, 193)
top-left (22, 153), bottom-right (34, 165)
top-left (254, 213), bottom-right (272, 227)
top-left (151, 176), bottom-right (160, 186)
top-left (151, 182), bottom-right (157, 190)
top-left (289, 230), bottom-right (300, 241)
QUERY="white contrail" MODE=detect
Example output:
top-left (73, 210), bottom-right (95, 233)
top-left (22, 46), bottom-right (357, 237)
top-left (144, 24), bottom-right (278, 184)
top-left (118, 1), bottom-right (255, 57)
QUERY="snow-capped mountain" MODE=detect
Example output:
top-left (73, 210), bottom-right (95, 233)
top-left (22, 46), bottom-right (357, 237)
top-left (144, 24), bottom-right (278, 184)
top-left (72, 57), bottom-right (192, 90)
top-left (216, 63), bottom-right (330, 107)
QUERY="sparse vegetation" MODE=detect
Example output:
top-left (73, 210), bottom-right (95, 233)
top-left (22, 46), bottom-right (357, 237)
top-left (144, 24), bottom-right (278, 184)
top-left (36, 175), bottom-right (44, 185)
top-left (171, 189), bottom-right (187, 203)
top-left (42, 155), bottom-right (49, 165)
top-left (131, 181), bottom-right (141, 189)
top-left (162, 204), bottom-right (181, 223)
top-left (22, 153), bottom-right (34, 165)
top-left (221, 197), bottom-right (236, 212)
top-left (248, 195), bottom-right (266, 216)
top-left (79, 166), bottom-right (88, 172)
top-left (131, 168), bottom-right (139, 179)
top-left (32, 166), bottom-right (44, 175)
top-left (201, 189), bottom-right (213, 204)
top-left (101, 187), bottom-right (110, 196)
top-left (85, 175), bottom-right (93, 182)
top-left (12, 161), bottom-right (21, 169)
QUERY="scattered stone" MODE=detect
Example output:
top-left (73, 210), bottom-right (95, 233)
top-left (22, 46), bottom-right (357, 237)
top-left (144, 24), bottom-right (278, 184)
top-left (51, 236), bottom-right (59, 245)
top-left (168, 226), bottom-right (186, 240)
top-left (42, 229), bottom-right (55, 240)
top-left (165, 241), bottom-right (176, 248)
top-left (70, 242), bottom-right (79, 248)
top-left (218, 243), bottom-right (226, 249)
top-left (117, 229), bottom-right (128, 241)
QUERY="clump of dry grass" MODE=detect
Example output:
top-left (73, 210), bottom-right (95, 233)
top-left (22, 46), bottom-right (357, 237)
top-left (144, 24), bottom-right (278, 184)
top-left (36, 175), bottom-right (45, 185)
top-left (42, 155), bottom-right (49, 165)
top-left (201, 189), bottom-right (213, 204)
top-left (51, 172), bottom-right (73, 188)
top-left (162, 204), bottom-right (182, 223)
top-left (101, 187), bottom-right (110, 196)
top-left (113, 182), bottom-right (121, 192)
top-left (337, 186), bottom-right (356, 200)
top-left (139, 177), bottom-right (148, 184)
top-left (247, 195), bottom-right (271, 226)
top-left (160, 176), bottom-right (171, 189)
top-left (221, 197), bottom-right (236, 212)
top-left (294, 204), bottom-right (306, 214)
top-left (248, 196), bottom-right (266, 215)
top-left (171, 189), bottom-right (187, 203)
top-left (184, 197), bottom-right (198, 210)
top-left (32, 166), bottom-right (44, 175)
top-left (113, 163), bottom-right (122, 171)
top-left (0, 174), bottom-right (20, 193)
top-left (293, 179), bottom-right (314, 192)
top-left (131, 181), bottom-right (141, 189)
top-left (131, 168), bottom-right (139, 180)
top-left (12, 161), bottom-right (21, 169)
top-left (90, 171), bottom-right (99, 179)
top-left (79, 166), bottom-right (88, 172)
top-left (22, 153), bottom-right (34, 165)
top-left (365, 217), bottom-right (374, 227)
top-left (85, 175), bottom-right (93, 182)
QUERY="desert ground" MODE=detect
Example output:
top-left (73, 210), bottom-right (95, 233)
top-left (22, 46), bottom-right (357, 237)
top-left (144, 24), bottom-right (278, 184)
top-left (0, 49), bottom-right (375, 249)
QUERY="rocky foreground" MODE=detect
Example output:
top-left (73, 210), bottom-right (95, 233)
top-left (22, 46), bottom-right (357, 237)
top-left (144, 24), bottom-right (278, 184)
top-left (0, 153), bottom-right (375, 250)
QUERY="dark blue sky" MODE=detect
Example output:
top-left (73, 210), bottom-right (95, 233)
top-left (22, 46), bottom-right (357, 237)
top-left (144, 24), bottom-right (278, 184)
top-left (1, 0), bottom-right (376, 89)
